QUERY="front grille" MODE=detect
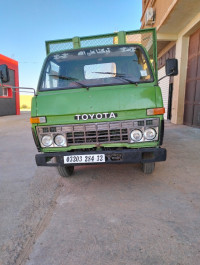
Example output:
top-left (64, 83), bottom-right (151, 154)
top-left (64, 122), bottom-right (130, 145)
top-left (37, 119), bottom-right (159, 147)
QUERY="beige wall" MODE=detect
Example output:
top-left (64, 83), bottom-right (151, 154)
top-left (141, 0), bottom-right (177, 29)
top-left (171, 36), bottom-right (189, 124)
top-left (141, 0), bottom-right (200, 124)
top-left (156, 13), bottom-right (200, 124)
top-left (171, 13), bottom-right (200, 124)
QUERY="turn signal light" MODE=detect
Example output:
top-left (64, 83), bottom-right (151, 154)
top-left (30, 117), bottom-right (46, 124)
top-left (147, 108), bottom-right (165, 116)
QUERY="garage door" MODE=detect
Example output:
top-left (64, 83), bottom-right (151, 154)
top-left (184, 28), bottom-right (200, 127)
top-left (158, 66), bottom-right (170, 120)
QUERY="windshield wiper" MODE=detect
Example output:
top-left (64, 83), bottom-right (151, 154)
top-left (93, 72), bottom-right (138, 85)
top-left (49, 74), bottom-right (89, 89)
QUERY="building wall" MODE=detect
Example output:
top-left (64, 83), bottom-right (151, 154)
top-left (0, 54), bottom-right (20, 116)
top-left (141, 0), bottom-right (200, 126)
top-left (0, 69), bottom-right (16, 115)
top-left (158, 45), bottom-right (176, 120)
top-left (141, 0), bottom-right (177, 29)
top-left (20, 95), bottom-right (33, 110)
top-left (183, 28), bottom-right (200, 127)
top-left (172, 13), bottom-right (200, 125)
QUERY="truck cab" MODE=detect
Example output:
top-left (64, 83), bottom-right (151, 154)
top-left (30, 28), bottom-right (178, 176)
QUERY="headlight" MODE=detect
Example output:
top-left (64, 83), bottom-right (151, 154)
top-left (130, 129), bottom-right (143, 142)
top-left (144, 128), bottom-right (156, 140)
top-left (41, 135), bottom-right (53, 147)
top-left (54, 134), bottom-right (66, 147)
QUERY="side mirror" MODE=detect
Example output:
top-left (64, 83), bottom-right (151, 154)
top-left (166, 59), bottom-right (178, 76)
top-left (0, 64), bottom-right (10, 83)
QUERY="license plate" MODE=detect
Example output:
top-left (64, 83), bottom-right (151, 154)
top-left (64, 154), bottom-right (105, 164)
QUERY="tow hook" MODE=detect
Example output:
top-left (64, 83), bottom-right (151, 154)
top-left (110, 154), bottom-right (122, 161)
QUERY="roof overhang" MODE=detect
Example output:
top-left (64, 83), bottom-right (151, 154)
top-left (157, 0), bottom-right (200, 35)
top-left (155, 0), bottom-right (200, 54)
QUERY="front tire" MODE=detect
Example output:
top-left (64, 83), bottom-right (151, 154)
top-left (57, 166), bottom-right (74, 178)
top-left (142, 162), bottom-right (155, 174)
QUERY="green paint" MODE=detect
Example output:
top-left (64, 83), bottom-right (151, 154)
top-left (72, 37), bottom-right (81, 49)
top-left (32, 28), bottom-right (164, 156)
top-left (118, 31), bottom-right (126, 44)
top-left (36, 83), bottom-right (159, 117)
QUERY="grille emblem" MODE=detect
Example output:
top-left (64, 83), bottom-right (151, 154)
top-left (74, 112), bottom-right (117, 121)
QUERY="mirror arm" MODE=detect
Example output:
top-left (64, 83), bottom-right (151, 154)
top-left (0, 84), bottom-right (36, 96)
top-left (158, 70), bottom-right (175, 83)
top-left (18, 87), bottom-right (36, 96)
top-left (158, 75), bottom-right (167, 82)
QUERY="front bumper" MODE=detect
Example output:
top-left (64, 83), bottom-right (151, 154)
top-left (35, 147), bottom-right (166, 167)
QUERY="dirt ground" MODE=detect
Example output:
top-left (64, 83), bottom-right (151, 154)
top-left (0, 112), bottom-right (200, 265)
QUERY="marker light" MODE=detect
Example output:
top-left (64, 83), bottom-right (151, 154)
top-left (30, 116), bottom-right (46, 124)
top-left (147, 108), bottom-right (165, 116)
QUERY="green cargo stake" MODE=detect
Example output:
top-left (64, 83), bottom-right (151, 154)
top-left (117, 31), bottom-right (126, 44)
top-left (72, 37), bottom-right (81, 49)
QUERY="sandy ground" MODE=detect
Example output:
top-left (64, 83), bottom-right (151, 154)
top-left (0, 113), bottom-right (200, 265)
top-left (0, 113), bottom-right (61, 265)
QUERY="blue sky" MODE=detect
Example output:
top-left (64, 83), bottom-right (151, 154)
top-left (1, 0), bottom-right (142, 89)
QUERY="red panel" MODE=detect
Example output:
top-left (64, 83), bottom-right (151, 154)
top-left (0, 54), bottom-right (20, 115)
top-left (184, 28), bottom-right (200, 126)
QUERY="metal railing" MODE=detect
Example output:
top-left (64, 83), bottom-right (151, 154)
top-left (45, 28), bottom-right (157, 75)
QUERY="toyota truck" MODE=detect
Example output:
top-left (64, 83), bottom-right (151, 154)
top-left (27, 28), bottom-right (178, 176)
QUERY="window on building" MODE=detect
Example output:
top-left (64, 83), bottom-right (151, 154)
top-left (0, 69), bottom-right (14, 98)
top-left (3, 87), bottom-right (8, 96)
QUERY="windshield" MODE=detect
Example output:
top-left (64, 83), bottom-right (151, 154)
top-left (39, 45), bottom-right (154, 91)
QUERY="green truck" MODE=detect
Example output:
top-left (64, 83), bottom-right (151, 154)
top-left (28, 28), bottom-right (177, 176)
